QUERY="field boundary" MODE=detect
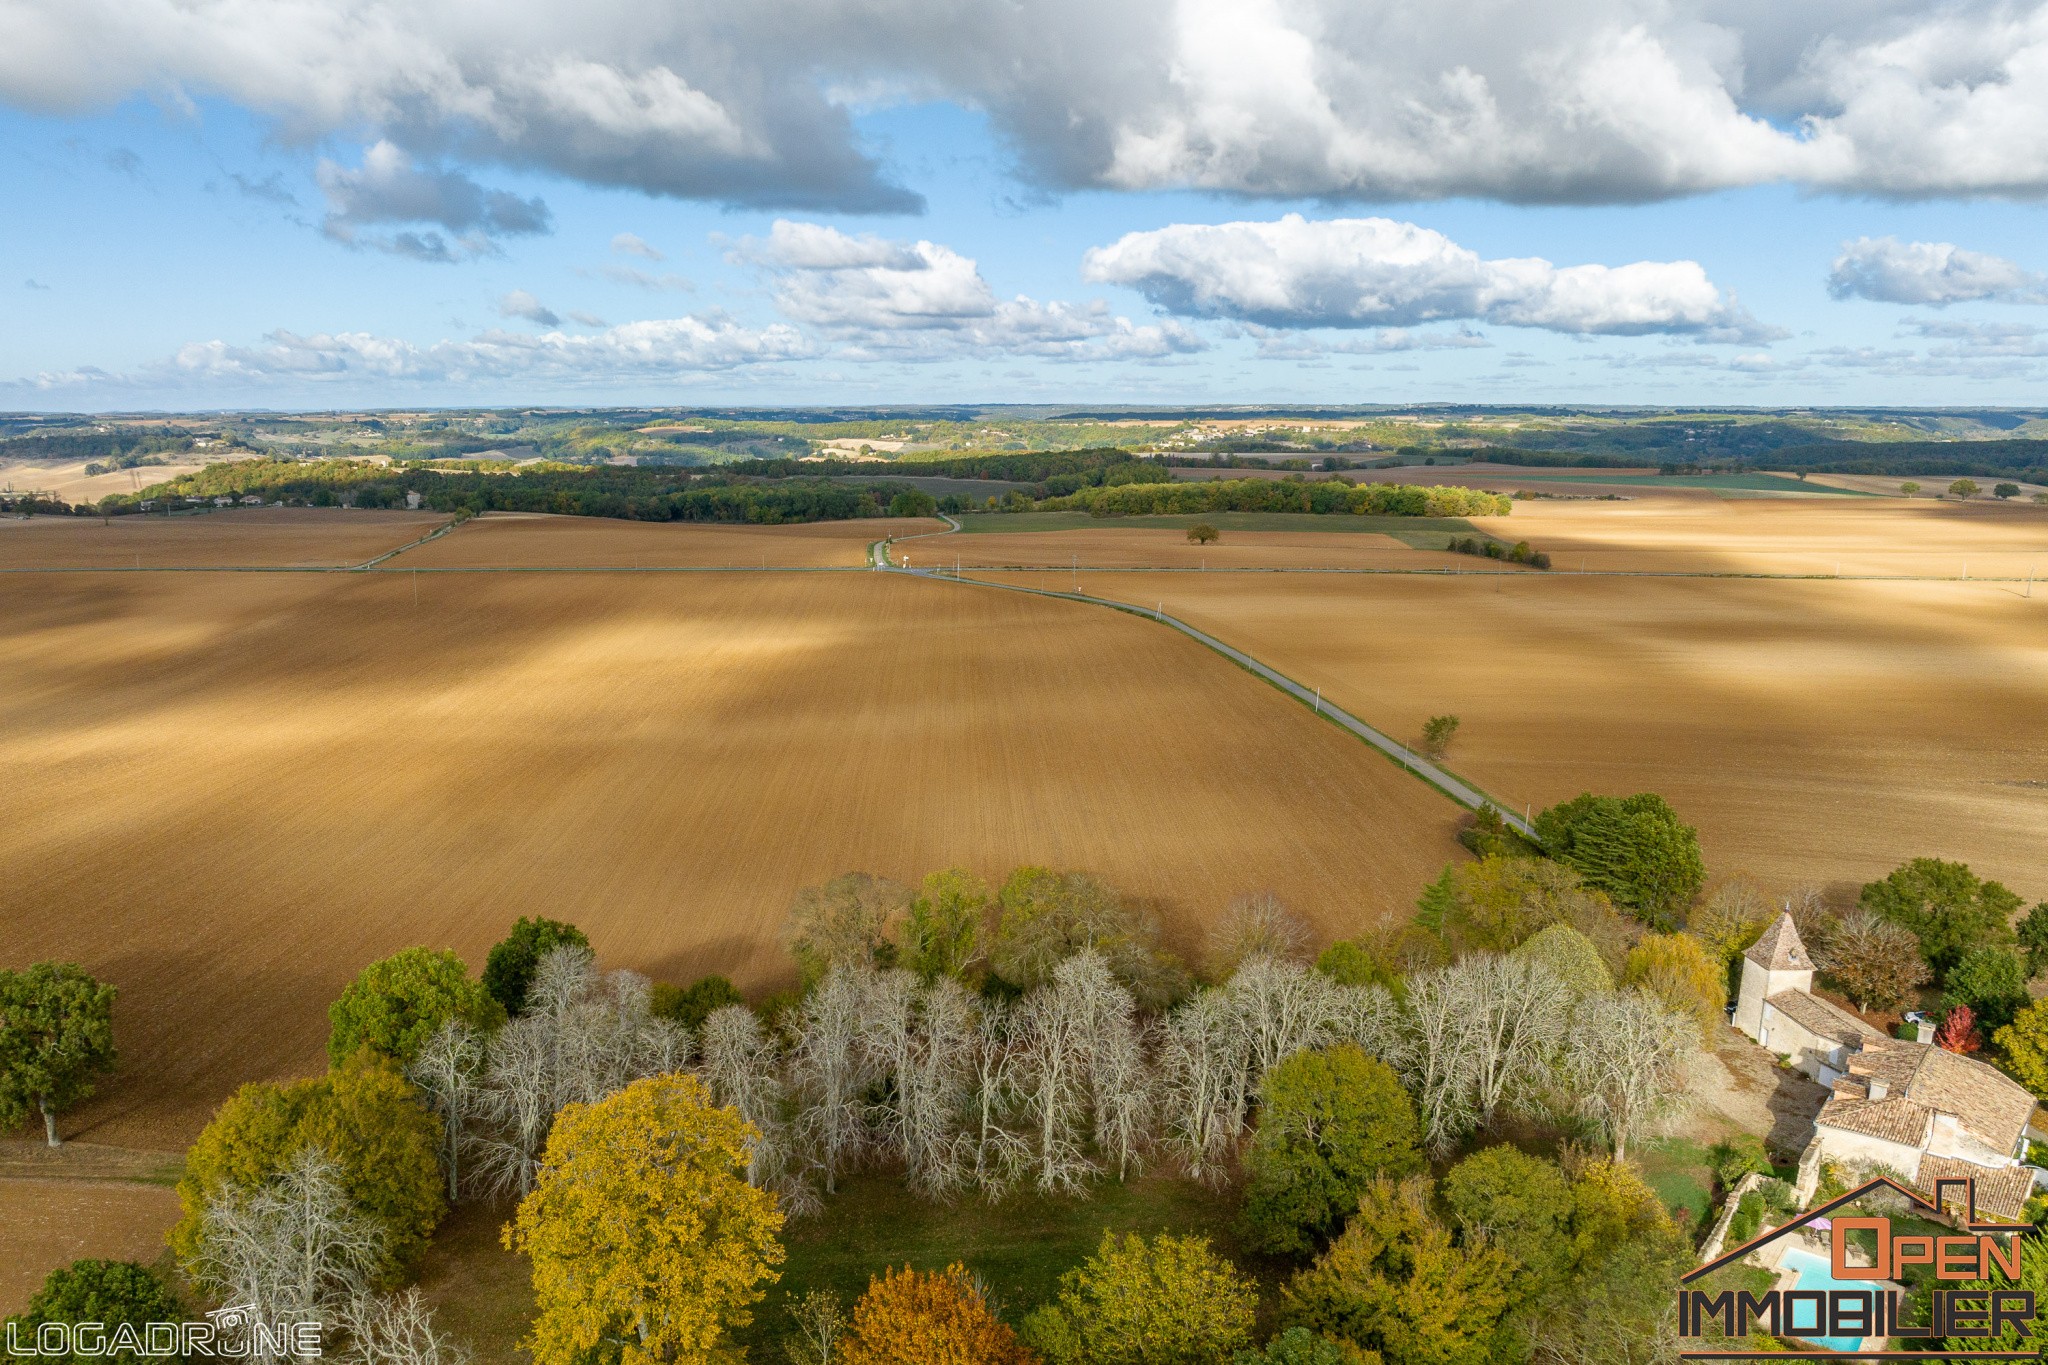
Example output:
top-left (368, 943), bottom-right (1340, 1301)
top-left (356, 515), bottom-right (465, 568)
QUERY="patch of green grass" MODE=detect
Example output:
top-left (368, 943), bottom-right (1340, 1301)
top-left (950, 510), bottom-right (1495, 549)
top-left (1637, 1137), bottom-right (1714, 1232)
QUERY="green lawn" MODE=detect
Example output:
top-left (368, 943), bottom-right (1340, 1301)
top-left (949, 510), bottom-right (1499, 549)
top-left (1636, 1136), bottom-right (1715, 1235)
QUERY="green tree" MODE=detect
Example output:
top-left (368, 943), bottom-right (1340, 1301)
top-left (888, 488), bottom-right (939, 518)
top-left (327, 947), bottom-right (501, 1067)
top-left (786, 872), bottom-right (909, 989)
top-left (1687, 875), bottom-right (1775, 965)
top-left (1024, 1232), bottom-right (1258, 1365)
top-left (483, 917), bottom-right (591, 1016)
top-left (1942, 945), bottom-right (2031, 1032)
top-left (1859, 857), bottom-right (2020, 980)
top-left (1511, 924), bottom-right (1612, 997)
top-left (509, 1073), bottom-right (784, 1365)
top-left (1314, 940), bottom-right (1395, 990)
top-left (0, 962), bottom-right (117, 1147)
top-left (649, 975), bottom-right (744, 1030)
top-left (1440, 1146), bottom-right (1573, 1294)
top-left (1188, 523), bottom-right (1221, 544)
top-left (1420, 715), bottom-right (1460, 759)
top-left (1995, 998), bottom-right (2048, 1097)
top-left (1232, 1328), bottom-right (1375, 1365)
top-left (1949, 478), bottom-right (1980, 499)
top-left (1427, 855), bottom-right (1624, 956)
top-left (906, 867), bottom-right (989, 981)
top-left (172, 1053), bottom-right (445, 1285)
top-left (1244, 1046), bottom-right (1424, 1256)
top-left (989, 866), bottom-right (1184, 1008)
top-left (2015, 902), bottom-right (2048, 978)
top-left (1281, 1176), bottom-right (1514, 1365)
top-left (1533, 793), bottom-right (1705, 927)
top-left (1995, 482), bottom-right (2022, 500)
top-left (1525, 1158), bottom-right (1693, 1365)
top-left (3, 1260), bottom-right (188, 1365)
top-left (1623, 933), bottom-right (1726, 1042)
top-left (1900, 482), bottom-right (1921, 496)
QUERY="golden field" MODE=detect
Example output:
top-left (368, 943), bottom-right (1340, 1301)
top-left (402, 511), bottom-right (941, 567)
top-left (0, 565), bottom-right (1461, 1150)
top-left (1014, 567), bottom-right (2048, 896)
top-left (0, 507), bottom-right (444, 569)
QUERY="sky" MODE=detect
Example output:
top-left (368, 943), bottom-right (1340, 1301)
top-left (5, 0), bottom-right (2048, 411)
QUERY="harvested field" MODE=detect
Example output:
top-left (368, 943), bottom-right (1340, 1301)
top-left (0, 1180), bottom-right (181, 1315)
top-left (898, 527), bottom-right (1484, 572)
top-left (0, 456), bottom-right (222, 506)
top-left (0, 567), bottom-right (1462, 1150)
top-left (0, 507), bottom-right (444, 569)
top-left (397, 511), bottom-right (942, 568)
top-left (1805, 473), bottom-right (2048, 499)
top-left (1011, 569), bottom-right (2048, 896)
top-left (1470, 495), bottom-right (2048, 575)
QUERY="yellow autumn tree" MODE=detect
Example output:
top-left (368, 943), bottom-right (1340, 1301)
top-left (1623, 932), bottom-right (1726, 1042)
top-left (506, 1073), bottom-right (785, 1365)
top-left (840, 1264), bottom-right (1035, 1365)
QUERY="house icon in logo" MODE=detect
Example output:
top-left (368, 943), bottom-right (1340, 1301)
top-left (1677, 1174), bottom-right (2039, 1360)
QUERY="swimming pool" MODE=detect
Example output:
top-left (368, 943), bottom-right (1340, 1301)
top-left (1779, 1247), bottom-right (1872, 1353)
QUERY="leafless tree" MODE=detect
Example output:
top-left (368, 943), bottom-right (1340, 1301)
top-left (893, 976), bottom-right (978, 1198)
top-left (1153, 988), bottom-right (1252, 1181)
top-left (194, 1148), bottom-right (385, 1360)
top-left (1560, 989), bottom-right (1696, 1162)
top-left (1224, 954), bottom-right (1348, 1082)
top-left (780, 1288), bottom-right (847, 1365)
top-left (1091, 973), bottom-right (1153, 1181)
top-left (785, 873), bottom-right (909, 983)
top-left (700, 1001), bottom-right (803, 1205)
top-left (789, 966), bottom-right (880, 1193)
top-left (1331, 981), bottom-right (1408, 1068)
top-left (1399, 966), bottom-right (1483, 1154)
top-left (406, 1021), bottom-right (485, 1202)
top-left (469, 1021), bottom-right (554, 1199)
top-left (337, 1290), bottom-right (473, 1365)
top-left (1207, 892), bottom-right (1311, 974)
top-left (1459, 954), bottom-right (1567, 1127)
top-left (1012, 950), bottom-right (1137, 1192)
top-left (966, 997), bottom-right (1029, 1200)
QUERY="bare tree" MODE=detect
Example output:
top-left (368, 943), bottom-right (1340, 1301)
top-left (337, 1290), bottom-right (473, 1365)
top-left (1560, 989), bottom-right (1696, 1161)
top-left (700, 1002), bottom-right (803, 1207)
top-left (406, 1021), bottom-right (485, 1202)
top-left (785, 873), bottom-right (908, 984)
top-left (1399, 966), bottom-right (1483, 1154)
top-left (194, 1148), bottom-right (386, 1359)
top-left (789, 966), bottom-right (880, 1193)
top-left (966, 997), bottom-right (1029, 1200)
top-left (1090, 973), bottom-right (1152, 1181)
top-left (1330, 982), bottom-right (1408, 1068)
top-left (1153, 988), bottom-right (1252, 1181)
top-left (780, 1288), bottom-right (847, 1365)
top-left (893, 976), bottom-right (977, 1198)
top-left (1206, 893), bottom-right (1311, 975)
top-left (1012, 950), bottom-right (1130, 1192)
top-left (1223, 954), bottom-right (1348, 1083)
top-left (1816, 909), bottom-right (1930, 1012)
top-left (1458, 954), bottom-right (1567, 1128)
top-left (469, 1021), bottom-right (554, 1199)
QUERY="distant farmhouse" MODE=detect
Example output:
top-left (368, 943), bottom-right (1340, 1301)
top-left (1734, 912), bottom-right (2038, 1218)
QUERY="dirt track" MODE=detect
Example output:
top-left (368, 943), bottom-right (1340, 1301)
top-left (0, 567), bottom-right (1462, 1149)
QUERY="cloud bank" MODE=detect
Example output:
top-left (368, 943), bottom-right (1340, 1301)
top-left (1827, 237), bottom-right (2045, 306)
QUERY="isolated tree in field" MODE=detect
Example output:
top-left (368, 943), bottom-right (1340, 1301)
top-left (839, 1265), bottom-right (1032, 1365)
top-left (649, 974), bottom-right (743, 1030)
top-left (195, 1147), bottom-right (386, 1330)
top-left (1188, 523), bottom-right (1221, 544)
top-left (1024, 1232), bottom-right (1257, 1365)
top-left (175, 1054), bottom-right (444, 1284)
top-left (5, 1259), bottom-right (187, 1364)
top-left (905, 867), bottom-right (990, 981)
top-left (1560, 991), bottom-right (1695, 1162)
top-left (507, 1074), bottom-right (785, 1365)
top-left (1899, 482), bottom-right (1921, 496)
top-left (1950, 478), bottom-right (1980, 499)
top-left (1420, 714), bottom-right (1460, 758)
top-left (1859, 857), bottom-right (2020, 981)
top-left (1623, 933), bottom-right (1725, 1042)
top-left (1815, 910), bottom-right (1929, 1012)
top-left (1996, 482), bottom-right (2022, 499)
top-left (786, 873), bottom-right (910, 988)
top-left (1281, 1176), bottom-right (1515, 1365)
top-left (1208, 891), bottom-right (1312, 975)
top-left (1995, 998), bottom-right (2048, 1097)
top-left (0, 961), bottom-right (116, 1147)
top-left (1511, 924), bottom-right (1611, 998)
top-left (1243, 1045), bottom-right (1423, 1255)
top-left (328, 946), bottom-right (502, 1067)
top-left (1533, 792), bottom-right (1705, 927)
top-left (482, 917), bottom-right (590, 1016)
top-left (2015, 902), bottom-right (2048, 978)
top-left (1943, 946), bottom-right (2031, 1032)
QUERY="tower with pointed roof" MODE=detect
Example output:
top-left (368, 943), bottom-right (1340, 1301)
top-left (1733, 911), bottom-right (1815, 1041)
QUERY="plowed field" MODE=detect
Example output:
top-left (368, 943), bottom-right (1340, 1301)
top-left (399, 512), bottom-right (941, 568)
top-left (0, 507), bottom-right (444, 569)
top-left (900, 527), bottom-right (1474, 572)
top-left (0, 569), bottom-right (1461, 1149)
top-left (1012, 569), bottom-right (2048, 896)
top-left (0, 1180), bottom-right (181, 1314)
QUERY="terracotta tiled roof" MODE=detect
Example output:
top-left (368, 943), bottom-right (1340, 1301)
top-left (1917, 1155), bottom-right (2034, 1222)
top-left (1816, 1037), bottom-right (2036, 1158)
top-left (1764, 990), bottom-right (1883, 1048)
top-left (1745, 912), bottom-right (1813, 972)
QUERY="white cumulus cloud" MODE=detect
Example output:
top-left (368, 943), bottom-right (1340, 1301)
top-left (1083, 215), bottom-right (1776, 341)
top-left (1827, 237), bottom-right (2045, 306)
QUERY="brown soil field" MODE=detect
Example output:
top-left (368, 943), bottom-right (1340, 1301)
top-left (0, 568), bottom-right (1461, 1150)
top-left (902, 528), bottom-right (1467, 572)
top-left (1804, 473), bottom-right (2048, 499)
top-left (396, 512), bottom-right (943, 568)
top-left (0, 507), bottom-right (445, 569)
top-left (1008, 569), bottom-right (2048, 897)
top-left (1470, 496), bottom-right (2048, 576)
top-left (0, 1180), bottom-right (181, 1315)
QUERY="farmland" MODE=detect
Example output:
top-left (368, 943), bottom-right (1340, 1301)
top-left (398, 511), bottom-right (937, 568)
top-left (0, 507), bottom-right (443, 569)
top-left (0, 560), bottom-right (1461, 1151)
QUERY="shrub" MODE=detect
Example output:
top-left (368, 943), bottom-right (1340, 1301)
top-left (1024, 1232), bottom-right (1257, 1365)
top-left (327, 947), bottom-right (501, 1067)
top-left (1725, 1190), bottom-right (1765, 1246)
top-left (3, 1260), bottom-right (187, 1365)
top-left (839, 1264), bottom-right (1031, 1365)
top-left (1243, 1045), bottom-right (1425, 1255)
top-left (1233, 1328), bottom-right (1375, 1365)
top-left (1534, 792), bottom-right (1705, 927)
top-left (1313, 940), bottom-right (1394, 989)
top-left (483, 917), bottom-right (591, 1016)
top-left (1708, 1135), bottom-right (1772, 1191)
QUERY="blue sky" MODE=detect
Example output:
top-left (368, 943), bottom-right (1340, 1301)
top-left (6, 0), bottom-right (2048, 410)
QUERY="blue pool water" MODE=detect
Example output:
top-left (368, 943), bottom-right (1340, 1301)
top-left (1778, 1247), bottom-right (1872, 1352)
